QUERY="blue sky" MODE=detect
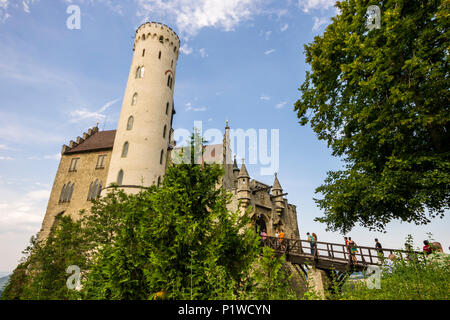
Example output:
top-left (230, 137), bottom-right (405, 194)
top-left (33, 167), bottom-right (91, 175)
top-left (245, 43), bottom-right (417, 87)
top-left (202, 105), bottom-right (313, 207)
top-left (0, 0), bottom-right (448, 273)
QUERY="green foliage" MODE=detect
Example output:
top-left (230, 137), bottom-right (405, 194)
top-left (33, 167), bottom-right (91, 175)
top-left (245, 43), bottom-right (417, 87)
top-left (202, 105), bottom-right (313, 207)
top-left (294, 0), bottom-right (450, 232)
top-left (240, 247), bottom-right (297, 300)
top-left (4, 135), bottom-right (296, 300)
top-left (1, 216), bottom-right (87, 300)
top-left (323, 235), bottom-right (450, 300)
top-left (333, 253), bottom-right (450, 300)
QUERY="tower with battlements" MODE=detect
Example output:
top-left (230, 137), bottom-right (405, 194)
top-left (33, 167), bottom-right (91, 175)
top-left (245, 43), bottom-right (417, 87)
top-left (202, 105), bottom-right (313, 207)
top-left (105, 22), bottom-right (180, 192)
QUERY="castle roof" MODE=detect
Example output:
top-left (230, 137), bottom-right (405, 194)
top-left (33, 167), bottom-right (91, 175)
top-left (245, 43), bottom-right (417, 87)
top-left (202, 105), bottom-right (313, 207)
top-left (273, 173), bottom-right (282, 191)
top-left (65, 130), bottom-right (116, 155)
top-left (238, 161), bottom-right (250, 179)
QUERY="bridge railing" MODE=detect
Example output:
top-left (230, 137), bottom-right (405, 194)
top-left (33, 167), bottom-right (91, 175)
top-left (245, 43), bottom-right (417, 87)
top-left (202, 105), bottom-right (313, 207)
top-left (262, 236), bottom-right (422, 266)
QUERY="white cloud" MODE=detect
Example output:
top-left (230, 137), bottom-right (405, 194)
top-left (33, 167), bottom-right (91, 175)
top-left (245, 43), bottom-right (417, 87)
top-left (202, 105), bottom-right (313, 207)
top-left (0, 187), bottom-right (50, 233)
top-left (0, 156), bottom-right (14, 160)
top-left (70, 98), bottom-right (119, 123)
top-left (199, 48), bottom-right (208, 58)
top-left (275, 101), bottom-right (287, 109)
top-left (280, 23), bottom-right (288, 32)
top-left (0, 144), bottom-right (10, 150)
top-left (312, 16), bottom-right (328, 31)
top-left (180, 44), bottom-right (193, 55)
top-left (0, 0), bottom-right (37, 21)
top-left (185, 102), bottom-right (206, 112)
top-left (264, 49), bottom-right (275, 55)
top-left (136, 0), bottom-right (264, 38)
top-left (298, 0), bottom-right (336, 13)
top-left (44, 153), bottom-right (61, 161)
top-left (260, 95), bottom-right (270, 101)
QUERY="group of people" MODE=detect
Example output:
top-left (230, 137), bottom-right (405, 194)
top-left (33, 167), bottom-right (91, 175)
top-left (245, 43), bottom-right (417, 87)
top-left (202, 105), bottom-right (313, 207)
top-left (259, 229), bottom-right (285, 246)
top-left (259, 229), bottom-right (445, 263)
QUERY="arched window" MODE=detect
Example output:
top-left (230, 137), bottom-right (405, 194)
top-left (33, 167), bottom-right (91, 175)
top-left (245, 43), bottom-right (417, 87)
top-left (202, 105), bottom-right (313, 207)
top-left (167, 75), bottom-right (172, 89)
top-left (159, 36), bottom-right (164, 43)
top-left (160, 149), bottom-right (164, 165)
top-left (173, 47), bottom-right (177, 52)
top-left (59, 184), bottom-right (66, 203)
top-left (117, 170), bottom-right (124, 186)
top-left (142, 34), bottom-right (146, 40)
top-left (163, 125), bottom-right (167, 138)
top-left (140, 66), bottom-right (145, 78)
top-left (64, 182), bottom-right (74, 202)
top-left (166, 102), bottom-right (169, 115)
top-left (88, 179), bottom-right (102, 200)
top-left (127, 116), bottom-right (134, 130)
top-left (122, 142), bottom-right (129, 158)
top-left (132, 93), bottom-right (138, 106)
top-left (142, 49), bottom-right (145, 57)
top-left (87, 182), bottom-right (93, 200)
top-left (97, 182), bottom-right (102, 198)
top-left (136, 67), bottom-right (141, 79)
top-left (158, 51), bottom-right (161, 59)
top-left (63, 182), bottom-right (72, 202)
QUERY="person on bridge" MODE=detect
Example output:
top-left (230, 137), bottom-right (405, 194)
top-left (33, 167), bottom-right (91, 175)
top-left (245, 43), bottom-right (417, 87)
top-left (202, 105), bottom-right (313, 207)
top-left (375, 238), bottom-right (384, 261)
top-left (279, 229), bottom-right (285, 244)
top-left (423, 240), bottom-right (433, 255)
top-left (349, 237), bottom-right (358, 264)
top-left (260, 230), bottom-right (267, 241)
top-left (312, 233), bottom-right (318, 256)
top-left (307, 232), bottom-right (315, 256)
top-left (344, 237), bottom-right (350, 254)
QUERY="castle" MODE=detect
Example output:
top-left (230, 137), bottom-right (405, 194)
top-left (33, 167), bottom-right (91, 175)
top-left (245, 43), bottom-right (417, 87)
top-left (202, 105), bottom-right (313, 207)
top-left (37, 22), bottom-right (300, 243)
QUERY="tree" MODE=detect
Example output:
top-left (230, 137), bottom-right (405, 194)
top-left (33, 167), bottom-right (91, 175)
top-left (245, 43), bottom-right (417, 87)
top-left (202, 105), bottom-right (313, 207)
top-left (294, 0), bottom-right (450, 232)
top-left (1, 216), bottom-right (87, 300)
top-left (80, 134), bottom-right (286, 300)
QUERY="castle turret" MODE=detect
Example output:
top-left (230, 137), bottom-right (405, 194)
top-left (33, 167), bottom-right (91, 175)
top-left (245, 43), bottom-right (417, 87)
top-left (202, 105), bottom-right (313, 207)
top-left (105, 22), bottom-right (180, 193)
top-left (272, 173), bottom-right (285, 223)
top-left (237, 159), bottom-right (251, 211)
top-left (232, 155), bottom-right (240, 181)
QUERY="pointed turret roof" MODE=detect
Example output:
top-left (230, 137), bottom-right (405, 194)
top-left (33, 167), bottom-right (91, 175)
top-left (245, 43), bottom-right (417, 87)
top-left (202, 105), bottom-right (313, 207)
top-left (272, 172), bottom-right (282, 191)
top-left (233, 155), bottom-right (239, 172)
top-left (238, 159), bottom-right (249, 178)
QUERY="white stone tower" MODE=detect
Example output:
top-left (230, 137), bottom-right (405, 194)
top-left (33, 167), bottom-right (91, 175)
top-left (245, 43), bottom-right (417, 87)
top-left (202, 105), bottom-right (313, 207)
top-left (105, 22), bottom-right (180, 193)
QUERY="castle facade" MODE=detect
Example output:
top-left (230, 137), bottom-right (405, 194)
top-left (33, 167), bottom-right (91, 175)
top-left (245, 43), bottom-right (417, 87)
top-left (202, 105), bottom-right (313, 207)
top-left (38, 22), bottom-right (300, 242)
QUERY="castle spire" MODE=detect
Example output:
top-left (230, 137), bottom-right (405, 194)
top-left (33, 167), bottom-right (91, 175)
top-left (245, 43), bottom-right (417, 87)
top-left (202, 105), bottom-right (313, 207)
top-left (238, 158), bottom-right (249, 178)
top-left (233, 155), bottom-right (239, 172)
top-left (273, 172), bottom-right (282, 191)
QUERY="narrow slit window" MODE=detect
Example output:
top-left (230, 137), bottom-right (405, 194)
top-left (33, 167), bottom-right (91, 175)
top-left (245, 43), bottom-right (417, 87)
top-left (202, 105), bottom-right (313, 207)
top-left (122, 142), bottom-right (129, 158)
top-left (158, 51), bottom-right (161, 59)
top-left (127, 116), bottom-right (134, 130)
top-left (160, 149), bottom-right (164, 165)
top-left (117, 170), bottom-right (124, 186)
top-left (132, 93), bottom-right (138, 106)
top-left (166, 102), bottom-right (169, 115)
top-left (163, 125), bottom-right (167, 138)
top-left (136, 67), bottom-right (141, 79)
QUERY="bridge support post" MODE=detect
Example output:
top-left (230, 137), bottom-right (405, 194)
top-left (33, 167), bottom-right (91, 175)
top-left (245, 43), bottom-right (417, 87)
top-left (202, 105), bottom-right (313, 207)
top-left (307, 268), bottom-right (330, 300)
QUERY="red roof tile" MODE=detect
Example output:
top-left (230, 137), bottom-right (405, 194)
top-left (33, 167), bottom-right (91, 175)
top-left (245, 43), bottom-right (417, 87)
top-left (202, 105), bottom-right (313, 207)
top-left (65, 130), bottom-right (116, 154)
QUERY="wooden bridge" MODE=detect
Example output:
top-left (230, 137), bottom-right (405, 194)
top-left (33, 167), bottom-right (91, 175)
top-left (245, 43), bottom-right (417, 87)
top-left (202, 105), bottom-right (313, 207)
top-left (262, 236), bottom-right (418, 274)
